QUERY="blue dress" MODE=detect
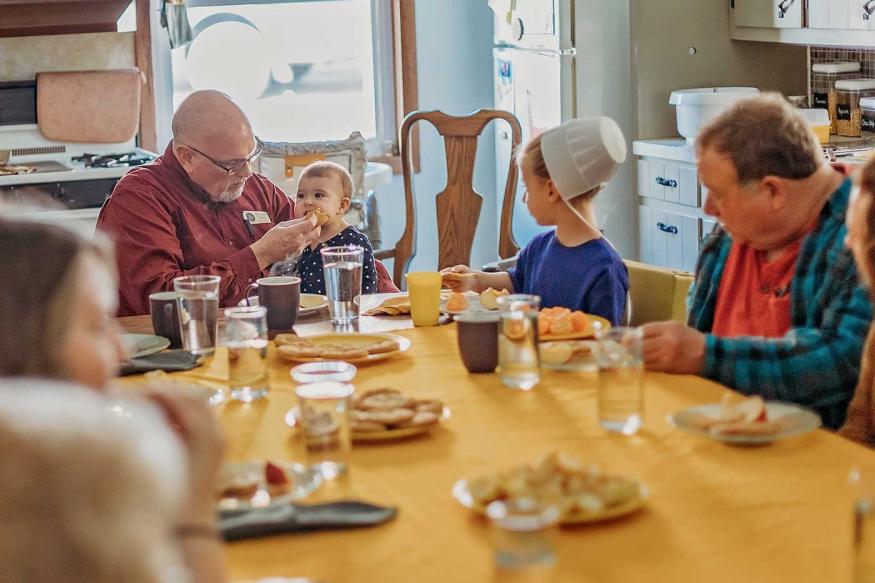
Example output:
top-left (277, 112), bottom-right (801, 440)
top-left (508, 231), bottom-right (628, 325)
top-left (296, 226), bottom-right (378, 295)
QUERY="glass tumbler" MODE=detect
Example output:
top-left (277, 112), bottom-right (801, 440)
top-left (596, 326), bottom-right (644, 435)
top-left (320, 245), bottom-right (364, 325)
top-left (295, 381), bottom-right (355, 480)
top-left (497, 294), bottom-right (541, 390)
top-left (173, 275), bottom-right (220, 355)
top-left (224, 306), bottom-right (269, 402)
top-left (487, 498), bottom-right (560, 572)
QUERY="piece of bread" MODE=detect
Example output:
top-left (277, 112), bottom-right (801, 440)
top-left (446, 292), bottom-right (469, 312)
top-left (306, 208), bottom-right (331, 227)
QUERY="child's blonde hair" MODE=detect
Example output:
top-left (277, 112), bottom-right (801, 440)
top-left (514, 135), bottom-right (599, 204)
top-left (300, 160), bottom-right (354, 199)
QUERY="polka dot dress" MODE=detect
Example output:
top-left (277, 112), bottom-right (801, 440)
top-left (297, 226), bottom-right (378, 295)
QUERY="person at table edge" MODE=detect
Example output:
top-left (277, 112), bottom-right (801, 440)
top-left (641, 93), bottom-right (873, 430)
top-left (97, 89), bottom-right (395, 316)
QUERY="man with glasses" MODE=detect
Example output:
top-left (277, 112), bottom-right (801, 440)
top-left (97, 90), bottom-right (321, 315)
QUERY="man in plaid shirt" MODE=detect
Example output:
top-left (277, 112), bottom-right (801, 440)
top-left (642, 94), bottom-right (872, 429)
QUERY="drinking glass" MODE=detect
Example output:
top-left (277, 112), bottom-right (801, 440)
top-left (405, 271), bottom-right (442, 326)
top-left (224, 306), bottom-right (269, 402)
top-left (850, 467), bottom-right (875, 582)
top-left (596, 326), bottom-right (644, 435)
top-left (291, 361), bottom-right (358, 384)
top-left (487, 498), bottom-right (560, 571)
top-left (294, 381), bottom-right (354, 480)
top-left (497, 294), bottom-right (541, 390)
top-left (321, 245), bottom-right (364, 325)
top-left (173, 275), bottom-right (220, 355)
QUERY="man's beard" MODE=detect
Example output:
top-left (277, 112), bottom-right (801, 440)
top-left (214, 182), bottom-right (246, 204)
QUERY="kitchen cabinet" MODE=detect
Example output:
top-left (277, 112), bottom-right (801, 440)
top-left (733, 0), bottom-right (875, 44)
top-left (0, 0), bottom-right (132, 38)
top-left (633, 140), bottom-right (713, 274)
top-left (809, 0), bottom-right (875, 30)
top-left (733, 0), bottom-right (802, 29)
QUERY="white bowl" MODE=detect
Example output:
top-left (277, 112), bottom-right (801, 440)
top-left (669, 87), bottom-right (759, 143)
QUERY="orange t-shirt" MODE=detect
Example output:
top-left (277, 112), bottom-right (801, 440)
top-left (711, 240), bottom-right (804, 338)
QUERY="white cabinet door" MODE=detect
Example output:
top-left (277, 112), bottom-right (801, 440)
top-left (734, 0), bottom-right (802, 28)
top-left (637, 159), bottom-right (652, 199)
top-left (678, 167), bottom-right (699, 207)
top-left (848, 0), bottom-right (875, 30)
top-left (640, 207), bottom-right (704, 272)
top-left (808, 0), bottom-right (830, 28)
top-left (638, 206), bottom-right (653, 264)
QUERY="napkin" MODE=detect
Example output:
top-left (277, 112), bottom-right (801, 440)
top-left (220, 500), bottom-right (398, 541)
top-left (119, 350), bottom-right (202, 376)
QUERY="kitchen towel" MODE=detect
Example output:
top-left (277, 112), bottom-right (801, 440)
top-left (36, 68), bottom-right (142, 143)
top-left (220, 500), bottom-right (398, 541)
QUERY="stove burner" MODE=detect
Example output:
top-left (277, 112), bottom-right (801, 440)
top-left (71, 152), bottom-right (155, 168)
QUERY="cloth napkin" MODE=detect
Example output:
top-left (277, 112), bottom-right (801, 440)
top-left (119, 350), bottom-right (202, 376)
top-left (220, 500), bottom-right (398, 541)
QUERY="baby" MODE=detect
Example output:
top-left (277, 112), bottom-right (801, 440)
top-left (294, 161), bottom-right (377, 295)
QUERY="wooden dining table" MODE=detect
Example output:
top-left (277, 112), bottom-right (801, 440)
top-left (118, 296), bottom-right (875, 583)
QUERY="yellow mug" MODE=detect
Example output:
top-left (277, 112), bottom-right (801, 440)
top-left (405, 272), bottom-right (442, 326)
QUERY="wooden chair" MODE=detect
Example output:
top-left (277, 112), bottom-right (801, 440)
top-left (376, 109), bottom-right (522, 287)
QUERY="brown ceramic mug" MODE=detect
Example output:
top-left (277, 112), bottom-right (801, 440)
top-left (149, 291), bottom-right (182, 348)
top-left (246, 276), bottom-right (301, 331)
top-left (455, 312), bottom-right (500, 373)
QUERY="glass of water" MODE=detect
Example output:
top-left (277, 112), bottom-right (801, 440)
top-left (173, 275), bottom-right (220, 355)
top-left (497, 294), bottom-right (541, 390)
top-left (320, 245), bottom-right (364, 325)
top-left (596, 326), bottom-right (644, 435)
top-left (487, 498), bottom-right (560, 572)
top-left (294, 381), bottom-right (354, 480)
top-left (225, 306), bottom-right (269, 402)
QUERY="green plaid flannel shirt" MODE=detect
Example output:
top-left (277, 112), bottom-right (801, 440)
top-left (688, 178), bottom-right (873, 429)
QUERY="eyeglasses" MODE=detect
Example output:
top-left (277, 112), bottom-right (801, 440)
top-left (185, 138), bottom-right (264, 176)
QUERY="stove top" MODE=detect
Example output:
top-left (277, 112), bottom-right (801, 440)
top-left (71, 152), bottom-right (155, 168)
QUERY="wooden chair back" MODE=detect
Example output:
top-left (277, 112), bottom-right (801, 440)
top-left (376, 109), bottom-right (522, 287)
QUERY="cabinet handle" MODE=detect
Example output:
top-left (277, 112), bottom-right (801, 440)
top-left (864, 0), bottom-right (875, 20)
top-left (657, 221), bottom-right (679, 235)
top-left (654, 176), bottom-right (678, 188)
top-left (777, 0), bottom-right (794, 18)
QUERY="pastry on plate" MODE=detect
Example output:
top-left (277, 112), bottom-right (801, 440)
top-left (479, 287), bottom-right (509, 310)
top-left (446, 292), bottom-right (470, 312)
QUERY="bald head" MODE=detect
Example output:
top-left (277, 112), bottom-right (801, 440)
top-left (171, 90), bottom-right (253, 151)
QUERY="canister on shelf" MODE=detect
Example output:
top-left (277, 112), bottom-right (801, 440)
top-left (862, 97), bottom-right (875, 139)
top-left (812, 62), bottom-right (861, 135)
top-left (835, 79), bottom-right (875, 138)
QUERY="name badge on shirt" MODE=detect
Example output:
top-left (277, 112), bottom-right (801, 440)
top-left (242, 211), bottom-right (272, 225)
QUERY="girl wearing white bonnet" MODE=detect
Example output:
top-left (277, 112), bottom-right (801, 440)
top-left (442, 117), bottom-right (629, 325)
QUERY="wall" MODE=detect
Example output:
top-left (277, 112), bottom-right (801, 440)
top-left (0, 32), bottom-right (135, 81)
top-left (631, 0), bottom-right (808, 140)
top-left (574, 0), bottom-right (636, 259)
top-left (376, 0), bottom-right (498, 276)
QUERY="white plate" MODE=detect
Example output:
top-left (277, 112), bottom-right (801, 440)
top-left (121, 334), bottom-right (170, 359)
top-left (218, 461), bottom-right (323, 513)
top-left (440, 293), bottom-right (499, 316)
top-left (238, 293), bottom-right (328, 316)
top-left (539, 340), bottom-right (598, 371)
top-left (669, 401), bottom-right (822, 445)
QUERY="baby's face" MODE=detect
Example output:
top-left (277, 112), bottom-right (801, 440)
top-left (296, 173), bottom-right (349, 219)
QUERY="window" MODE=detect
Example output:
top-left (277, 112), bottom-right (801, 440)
top-left (152, 0), bottom-right (405, 158)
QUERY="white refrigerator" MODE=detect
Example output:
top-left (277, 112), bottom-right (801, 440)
top-left (491, 0), bottom-right (575, 248)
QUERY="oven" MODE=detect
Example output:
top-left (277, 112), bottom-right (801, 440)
top-left (0, 124), bottom-right (157, 238)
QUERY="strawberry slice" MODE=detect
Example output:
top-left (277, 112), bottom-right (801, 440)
top-left (265, 461), bottom-right (289, 485)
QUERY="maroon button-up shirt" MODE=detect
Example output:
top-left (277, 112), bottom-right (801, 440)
top-left (97, 145), bottom-right (293, 316)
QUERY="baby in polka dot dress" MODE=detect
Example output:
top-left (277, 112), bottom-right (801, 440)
top-left (293, 161), bottom-right (377, 295)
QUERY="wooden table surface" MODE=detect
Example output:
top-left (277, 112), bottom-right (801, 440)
top-left (118, 305), bottom-right (875, 583)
